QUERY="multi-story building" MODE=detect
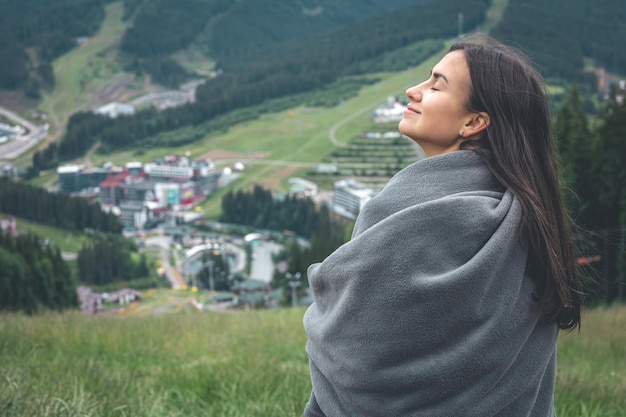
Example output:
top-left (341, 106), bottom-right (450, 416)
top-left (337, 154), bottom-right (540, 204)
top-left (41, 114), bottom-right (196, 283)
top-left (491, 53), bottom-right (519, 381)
top-left (99, 164), bottom-right (147, 206)
top-left (57, 164), bottom-right (112, 194)
top-left (59, 155), bottom-right (222, 230)
top-left (333, 179), bottom-right (378, 220)
top-left (144, 157), bottom-right (220, 198)
top-left (123, 179), bottom-right (160, 203)
top-left (119, 201), bottom-right (151, 230)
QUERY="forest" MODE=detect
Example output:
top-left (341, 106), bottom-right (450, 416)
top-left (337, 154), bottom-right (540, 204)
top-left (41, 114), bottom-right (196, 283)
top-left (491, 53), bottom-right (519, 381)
top-left (0, 231), bottom-right (78, 314)
top-left (2, 0), bottom-right (625, 101)
top-left (0, 229), bottom-right (155, 314)
top-left (0, 179), bottom-right (157, 312)
top-left (76, 233), bottom-right (154, 289)
top-left (0, 0), bottom-right (421, 96)
top-left (556, 85), bottom-right (626, 303)
top-left (0, 179), bottom-right (122, 233)
top-left (219, 185), bottom-right (349, 301)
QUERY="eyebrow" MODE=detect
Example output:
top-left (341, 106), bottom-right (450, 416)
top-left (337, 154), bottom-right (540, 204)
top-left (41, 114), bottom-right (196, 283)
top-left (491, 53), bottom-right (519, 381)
top-left (430, 70), bottom-right (449, 84)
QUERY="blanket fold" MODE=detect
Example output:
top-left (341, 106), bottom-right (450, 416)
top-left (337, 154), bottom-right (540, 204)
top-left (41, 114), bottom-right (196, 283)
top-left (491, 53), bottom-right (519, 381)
top-left (304, 151), bottom-right (557, 417)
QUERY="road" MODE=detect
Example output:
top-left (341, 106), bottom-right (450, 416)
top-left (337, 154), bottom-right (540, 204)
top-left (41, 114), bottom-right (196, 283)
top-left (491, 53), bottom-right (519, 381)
top-left (328, 100), bottom-right (383, 147)
top-left (0, 105), bottom-right (48, 164)
top-left (250, 241), bottom-right (283, 283)
top-left (0, 106), bottom-right (39, 135)
top-left (144, 231), bottom-right (185, 289)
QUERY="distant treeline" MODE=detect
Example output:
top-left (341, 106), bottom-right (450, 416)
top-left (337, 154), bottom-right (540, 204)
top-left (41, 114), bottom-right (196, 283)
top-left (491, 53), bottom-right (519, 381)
top-left (220, 185), bottom-right (322, 238)
top-left (121, 0), bottom-right (230, 58)
top-left (0, 179), bottom-right (122, 233)
top-left (29, 76), bottom-right (381, 173)
top-left (0, 231), bottom-right (78, 314)
top-left (76, 233), bottom-right (152, 287)
top-left (25, 0), bottom-right (626, 173)
top-left (219, 184), bottom-right (349, 283)
top-left (0, 180), bottom-right (154, 313)
top-left (0, 226), bottom-right (154, 315)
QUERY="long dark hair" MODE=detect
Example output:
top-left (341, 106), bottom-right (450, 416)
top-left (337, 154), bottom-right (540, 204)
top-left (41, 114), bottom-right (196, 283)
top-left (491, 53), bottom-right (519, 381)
top-left (451, 34), bottom-right (582, 330)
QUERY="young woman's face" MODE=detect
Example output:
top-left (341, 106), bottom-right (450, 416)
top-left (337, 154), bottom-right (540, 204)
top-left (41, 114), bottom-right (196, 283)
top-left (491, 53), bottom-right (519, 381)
top-left (399, 50), bottom-right (474, 157)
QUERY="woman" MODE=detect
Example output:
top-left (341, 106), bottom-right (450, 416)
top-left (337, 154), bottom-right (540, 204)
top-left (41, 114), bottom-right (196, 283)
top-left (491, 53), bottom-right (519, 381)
top-left (303, 34), bottom-right (582, 417)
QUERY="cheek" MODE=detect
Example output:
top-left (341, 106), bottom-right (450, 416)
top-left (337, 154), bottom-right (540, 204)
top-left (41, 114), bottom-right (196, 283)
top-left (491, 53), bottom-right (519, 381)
top-left (434, 98), bottom-right (469, 123)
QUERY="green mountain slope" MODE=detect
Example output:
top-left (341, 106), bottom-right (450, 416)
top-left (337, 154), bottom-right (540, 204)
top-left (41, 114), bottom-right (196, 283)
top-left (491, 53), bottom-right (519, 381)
top-left (123, 0), bottom-right (423, 59)
top-left (492, 0), bottom-right (626, 83)
top-left (3, 0), bottom-right (626, 180)
top-left (0, 0), bottom-right (427, 95)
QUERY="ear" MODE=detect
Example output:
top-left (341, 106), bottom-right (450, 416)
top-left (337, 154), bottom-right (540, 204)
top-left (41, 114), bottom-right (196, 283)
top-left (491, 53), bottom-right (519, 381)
top-left (462, 112), bottom-right (490, 139)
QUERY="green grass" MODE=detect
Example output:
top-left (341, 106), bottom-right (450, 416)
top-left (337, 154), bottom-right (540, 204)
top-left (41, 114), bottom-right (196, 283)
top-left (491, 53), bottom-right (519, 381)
top-left (91, 70), bottom-right (422, 165)
top-left (0, 305), bottom-right (310, 417)
top-left (480, 0), bottom-right (509, 33)
top-left (555, 305), bottom-right (626, 416)
top-left (7, 215), bottom-right (91, 253)
top-left (0, 304), bottom-right (624, 417)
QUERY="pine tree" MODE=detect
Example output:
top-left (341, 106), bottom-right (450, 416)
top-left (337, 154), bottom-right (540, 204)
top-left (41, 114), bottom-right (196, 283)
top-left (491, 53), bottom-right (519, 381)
top-left (554, 84), bottom-right (598, 225)
top-left (593, 86), bottom-right (626, 301)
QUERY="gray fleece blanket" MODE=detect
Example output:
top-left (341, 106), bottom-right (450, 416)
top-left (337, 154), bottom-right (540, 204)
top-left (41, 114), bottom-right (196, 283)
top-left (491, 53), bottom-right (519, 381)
top-left (303, 151), bottom-right (558, 417)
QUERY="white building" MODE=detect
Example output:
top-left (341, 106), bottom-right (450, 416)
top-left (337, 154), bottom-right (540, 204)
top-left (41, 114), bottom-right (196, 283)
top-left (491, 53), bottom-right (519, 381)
top-left (333, 179), bottom-right (377, 220)
top-left (0, 123), bottom-right (21, 142)
top-left (144, 163), bottom-right (194, 179)
top-left (371, 96), bottom-right (405, 123)
top-left (119, 201), bottom-right (151, 230)
top-left (288, 177), bottom-right (318, 197)
top-left (95, 102), bottom-right (135, 118)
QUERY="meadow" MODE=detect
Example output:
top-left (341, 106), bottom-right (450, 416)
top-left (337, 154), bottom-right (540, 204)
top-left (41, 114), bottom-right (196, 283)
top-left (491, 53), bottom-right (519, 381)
top-left (1, 301), bottom-right (624, 417)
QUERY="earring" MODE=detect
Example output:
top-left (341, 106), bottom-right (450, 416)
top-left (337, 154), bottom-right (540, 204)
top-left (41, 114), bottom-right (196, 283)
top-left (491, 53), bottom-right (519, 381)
top-left (459, 131), bottom-right (465, 138)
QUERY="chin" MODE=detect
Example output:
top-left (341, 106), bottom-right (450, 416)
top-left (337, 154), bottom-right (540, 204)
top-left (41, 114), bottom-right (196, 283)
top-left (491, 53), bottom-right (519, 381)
top-left (397, 127), bottom-right (414, 142)
top-left (397, 120), bottom-right (411, 137)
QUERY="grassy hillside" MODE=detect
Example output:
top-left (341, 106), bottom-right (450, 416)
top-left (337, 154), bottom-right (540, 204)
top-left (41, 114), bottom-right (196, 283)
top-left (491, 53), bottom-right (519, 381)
top-left (29, 35), bottom-right (451, 218)
top-left (0, 303), bottom-right (624, 416)
top-left (21, 0), bottom-right (508, 217)
top-left (7, 215), bottom-right (91, 253)
top-left (81, 47), bottom-right (454, 219)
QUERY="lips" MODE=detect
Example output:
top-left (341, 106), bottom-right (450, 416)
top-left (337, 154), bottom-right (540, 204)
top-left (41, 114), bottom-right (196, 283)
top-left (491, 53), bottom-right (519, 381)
top-left (405, 105), bottom-right (420, 114)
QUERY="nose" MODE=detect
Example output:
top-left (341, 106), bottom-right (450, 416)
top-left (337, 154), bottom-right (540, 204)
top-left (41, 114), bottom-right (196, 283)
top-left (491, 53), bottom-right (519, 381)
top-left (406, 83), bottom-right (424, 102)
